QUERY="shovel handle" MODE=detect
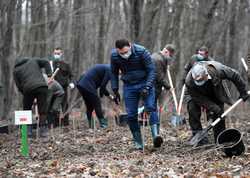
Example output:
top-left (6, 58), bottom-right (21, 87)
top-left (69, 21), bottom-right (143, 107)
top-left (177, 84), bottom-right (186, 115)
top-left (167, 66), bottom-right (178, 111)
top-left (212, 90), bottom-right (250, 126)
top-left (48, 68), bottom-right (60, 83)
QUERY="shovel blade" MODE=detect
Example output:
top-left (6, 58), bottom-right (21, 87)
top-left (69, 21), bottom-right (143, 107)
top-left (170, 115), bottom-right (186, 127)
top-left (188, 129), bottom-right (209, 147)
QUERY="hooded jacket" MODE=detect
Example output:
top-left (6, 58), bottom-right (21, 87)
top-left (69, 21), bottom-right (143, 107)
top-left (185, 61), bottom-right (247, 105)
top-left (13, 57), bottom-right (52, 94)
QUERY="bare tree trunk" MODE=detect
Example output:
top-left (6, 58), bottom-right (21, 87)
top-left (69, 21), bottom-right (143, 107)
top-left (71, 0), bottom-right (83, 76)
top-left (0, 0), bottom-right (17, 120)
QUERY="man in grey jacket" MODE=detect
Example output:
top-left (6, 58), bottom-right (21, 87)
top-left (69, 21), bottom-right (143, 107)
top-left (13, 57), bottom-right (52, 137)
top-left (185, 61), bottom-right (249, 144)
top-left (149, 44), bottom-right (174, 147)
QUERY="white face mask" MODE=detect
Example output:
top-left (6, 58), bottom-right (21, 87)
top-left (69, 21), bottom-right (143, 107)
top-left (194, 79), bottom-right (207, 86)
top-left (120, 49), bottom-right (132, 59)
top-left (54, 54), bottom-right (62, 60)
top-left (196, 54), bottom-right (205, 61)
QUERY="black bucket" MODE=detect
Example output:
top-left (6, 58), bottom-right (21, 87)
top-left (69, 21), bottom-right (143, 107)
top-left (217, 128), bottom-right (245, 157)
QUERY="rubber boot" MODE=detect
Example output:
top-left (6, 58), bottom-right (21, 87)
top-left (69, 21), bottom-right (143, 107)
top-left (40, 126), bottom-right (49, 138)
top-left (98, 118), bottom-right (108, 128)
top-left (150, 124), bottom-right (163, 148)
top-left (127, 119), bottom-right (143, 150)
top-left (87, 117), bottom-right (95, 129)
top-left (157, 123), bottom-right (160, 135)
top-left (28, 125), bottom-right (33, 137)
top-left (39, 116), bottom-right (49, 138)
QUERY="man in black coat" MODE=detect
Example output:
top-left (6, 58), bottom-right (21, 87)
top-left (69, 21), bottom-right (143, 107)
top-left (76, 64), bottom-right (111, 128)
top-left (13, 57), bottom-right (52, 137)
top-left (185, 61), bottom-right (249, 144)
top-left (49, 47), bottom-right (74, 126)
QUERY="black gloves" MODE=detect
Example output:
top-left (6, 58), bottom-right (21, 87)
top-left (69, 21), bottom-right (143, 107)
top-left (99, 88), bottom-right (110, 98)
top-left (240, 92), bottom-right (249, 102)
top-left (113, 90), bottom-right (121, 105)
top-left (181, 78), bottom-right (186, 86)
top-left (140, 86), bottom-right (150, 100)
top-left (163, 83), bottom-right (171, 91)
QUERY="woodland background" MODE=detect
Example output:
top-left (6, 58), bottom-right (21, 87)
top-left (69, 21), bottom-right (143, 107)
top-left (0, 0), bottom-right (250, 121)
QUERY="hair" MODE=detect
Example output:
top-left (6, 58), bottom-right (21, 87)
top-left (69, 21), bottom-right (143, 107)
top-left (199, 46), bottom-right (208, 52)
top-left (164, 44), bottom-right (175, 53)
top-left (54, 47), bottom-right (62, 51)
top-left (115, 39), bottom-right (130, 49)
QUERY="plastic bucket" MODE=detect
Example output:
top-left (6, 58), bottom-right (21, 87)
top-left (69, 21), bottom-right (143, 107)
top-left (217, 128), bottom-right (245, 157)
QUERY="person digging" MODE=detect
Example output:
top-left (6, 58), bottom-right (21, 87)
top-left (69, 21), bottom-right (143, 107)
top-left (185, 61), bottom-right (249, 145)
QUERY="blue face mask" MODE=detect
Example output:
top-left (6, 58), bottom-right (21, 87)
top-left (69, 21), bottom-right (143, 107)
top-left (196, 54), bottom-right (205, 61)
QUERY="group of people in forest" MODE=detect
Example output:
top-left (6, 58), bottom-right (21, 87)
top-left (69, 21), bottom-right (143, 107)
top-left (13, 39), bottom-right (249, 151)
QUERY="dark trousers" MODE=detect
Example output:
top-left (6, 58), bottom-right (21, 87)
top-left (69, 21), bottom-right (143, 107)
top-left (62, 86), bottom-right (69, 126)
top-left (47, 95), bottom-right (64, 127)
top-left (78, 87), bottom-right (104, 121)
top-left (187, 99), bottom-right (225, 141)
top-left (23, 86), bottom-right (48, 125)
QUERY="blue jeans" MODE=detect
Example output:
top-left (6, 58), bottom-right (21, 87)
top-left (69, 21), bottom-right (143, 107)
top-left (123, 81), bottom-right (156, 122)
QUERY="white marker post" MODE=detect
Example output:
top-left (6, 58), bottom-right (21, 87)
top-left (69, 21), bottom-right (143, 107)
top-left (15, 110), bottom-right (32, 157)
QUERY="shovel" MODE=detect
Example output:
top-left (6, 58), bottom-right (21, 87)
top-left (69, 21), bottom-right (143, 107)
top-left (170, 84), bottom-right (186, 127)
top-left (167, 66), bottom-right (178, 112)
top-left (189, 91), bottom-right (250, 147)
top-left (167, 66), bottom-right (185, 127)
top-left (34, 99), bottom-right (39, 139)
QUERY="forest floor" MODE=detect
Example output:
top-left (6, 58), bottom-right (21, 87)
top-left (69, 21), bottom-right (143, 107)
top-left (0, 102), bottom-right (250, 178)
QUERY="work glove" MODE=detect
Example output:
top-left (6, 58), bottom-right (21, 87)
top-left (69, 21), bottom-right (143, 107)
top-left (69, 82), bottom-right (75, 89)
top-left (140, 86), bottom-right (150, 100)
top-left (113, 90), bottom-right (121, 105)
top-left (240, 92), bottom-right (249, 102)
top-left (99, 88), bottom-right (110, 98)
top-left (163, 83), bottom-right (171, 91)
top-left (207, 106), bottom-right (223, 120)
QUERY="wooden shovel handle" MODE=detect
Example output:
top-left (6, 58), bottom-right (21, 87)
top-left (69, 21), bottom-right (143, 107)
top-left (212, 90), bottom-right (250, 126)
top-left (177, 84), bottom-right (185, 115)
top-left (167, 66), bottom-right (178, 111)
top-left (48, 68), bottom-right (60, 83)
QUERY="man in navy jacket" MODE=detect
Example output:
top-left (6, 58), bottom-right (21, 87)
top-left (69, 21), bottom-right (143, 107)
top-left (110, 39), bottom-right (158, 150)
top-left (76, 64), bottom-right (111, 128)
